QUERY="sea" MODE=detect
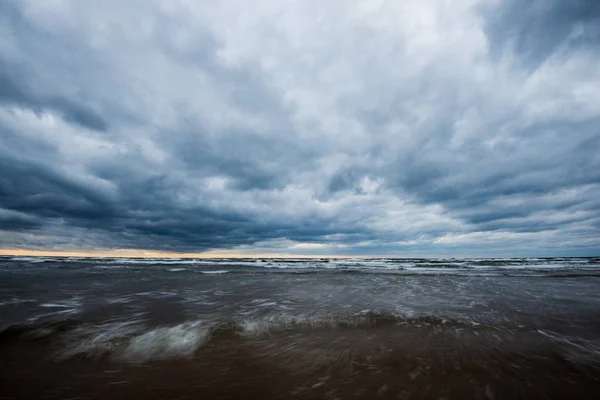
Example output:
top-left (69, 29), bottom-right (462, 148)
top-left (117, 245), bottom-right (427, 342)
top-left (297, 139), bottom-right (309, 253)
top-left (1, 256), bottom-right (600, 399)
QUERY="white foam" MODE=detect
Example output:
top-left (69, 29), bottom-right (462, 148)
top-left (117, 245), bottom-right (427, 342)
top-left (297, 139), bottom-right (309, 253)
top-left (61, 321), bottom-right (143, 359)
top-left (105, 296), bottom-right (133, 304)
top-left (28, 307), bottom-right (82, 322)
top-left (120, 322), bottom-right (209, 362)
top-left (39, 297), bottom-right (82, 308)
top-left (9, 257), bottom-right (51, 263)
top-left (201, 270), bottom-right (230, 274)
top-left (0, 298), bottom-right (37, 307)
top-left (132, 290), bottom-right (178, 298)
top-left (96, 265), bottom-right (131, 270)
top-left (39, 303), bottom-right (70, 308)
top-left (239, 315), bottom-right (300, 336)
top-left (59, 320), bottom-right (210, 363)
top-left (236, 312), bottom-right (399, 337)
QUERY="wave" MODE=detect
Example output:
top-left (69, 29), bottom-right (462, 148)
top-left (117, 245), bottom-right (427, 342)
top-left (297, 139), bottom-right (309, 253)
top-left (7, 257), bottom-right (54, 263)
top-left (4, 257), bottom-right (599, 278)
top-left (4, 311), bottom-right (599, 370)
top-left (0, 311), bottom-right (491, 362)
top-left (0, 319), bottom-right (210, 363)
top-left (200, 270), bottom-right (230, 274)
top-left (60, 320), bottom-right (210, 362)
top-left (212, 312), bottom-right (404, 337)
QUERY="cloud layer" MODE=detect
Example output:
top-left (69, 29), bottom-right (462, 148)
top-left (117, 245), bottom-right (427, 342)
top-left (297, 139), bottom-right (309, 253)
top-left (1, 0), bottom-right (599, 256)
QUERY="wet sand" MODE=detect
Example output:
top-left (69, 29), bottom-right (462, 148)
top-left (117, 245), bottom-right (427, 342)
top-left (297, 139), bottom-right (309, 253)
top-left (2, 320), bottom-right (600, 399)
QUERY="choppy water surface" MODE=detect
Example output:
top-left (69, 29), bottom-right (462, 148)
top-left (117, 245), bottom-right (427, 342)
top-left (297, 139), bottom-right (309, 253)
top-left (1, 256), bottom-right (600, 399)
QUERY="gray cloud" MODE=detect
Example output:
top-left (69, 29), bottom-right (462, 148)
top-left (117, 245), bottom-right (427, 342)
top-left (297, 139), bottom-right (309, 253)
top-left (0, 71), bottom-right (109, 132)
top-left (0, 0), bottom-right (599, 256)
top-left (482, 0), bottom-right (600, 68)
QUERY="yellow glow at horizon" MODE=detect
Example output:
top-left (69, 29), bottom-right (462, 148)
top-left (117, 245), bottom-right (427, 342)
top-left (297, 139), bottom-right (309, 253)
top-left (0, 248), bottom-right (353, 259)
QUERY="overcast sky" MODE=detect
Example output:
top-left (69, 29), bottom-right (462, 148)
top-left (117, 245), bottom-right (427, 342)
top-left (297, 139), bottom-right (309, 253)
top-left (1, 0), bottom-right (599, 257)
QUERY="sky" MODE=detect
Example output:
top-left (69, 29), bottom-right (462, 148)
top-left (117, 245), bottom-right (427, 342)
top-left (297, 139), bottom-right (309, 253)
top-left (0, 0), bottom-right (599, 257)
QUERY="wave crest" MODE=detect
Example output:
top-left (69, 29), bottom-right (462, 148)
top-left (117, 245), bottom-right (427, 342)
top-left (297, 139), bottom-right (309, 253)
top-left (0, 312), bottom-right (488, 362)
top-left (59, 320), bottom-right (210, 362)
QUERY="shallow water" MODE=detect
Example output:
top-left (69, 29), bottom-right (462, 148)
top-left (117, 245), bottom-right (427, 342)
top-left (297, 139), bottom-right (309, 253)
top-left (1, 256), bottom-right (600, 399)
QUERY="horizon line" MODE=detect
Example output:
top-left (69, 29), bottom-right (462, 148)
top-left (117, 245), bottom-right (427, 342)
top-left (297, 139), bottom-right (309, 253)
top-left (0, 249), bottom-right (596, 259)
top-left (0, 248), bottom-right (356, 259)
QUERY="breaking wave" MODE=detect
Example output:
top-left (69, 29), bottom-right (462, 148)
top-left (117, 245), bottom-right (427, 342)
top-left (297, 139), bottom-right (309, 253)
top-left (0, 319), bottom-right (212, 363)
top-left (3, 310), bottom-right (599, 368)
top-left (0, 311), bottom-right (496, 363)
top-left (63, 320), bottom-right (210, 362)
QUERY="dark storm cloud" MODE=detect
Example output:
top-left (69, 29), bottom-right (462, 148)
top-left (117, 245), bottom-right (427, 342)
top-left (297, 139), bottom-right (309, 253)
top-left (0, 71), bottom-right (109, 132)
top-left (0, 0), bottom-right (599, 255)
top-left (0, 149), bottom-right (117, 225)
top-left (0, 3), bottom-right (108, 132)
top-left (0, 209), bottom-right (40, 231)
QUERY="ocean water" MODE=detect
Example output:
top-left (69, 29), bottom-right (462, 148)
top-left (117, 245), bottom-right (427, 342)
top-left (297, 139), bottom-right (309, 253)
top-left (1, 256), bottom-right (600, 399)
